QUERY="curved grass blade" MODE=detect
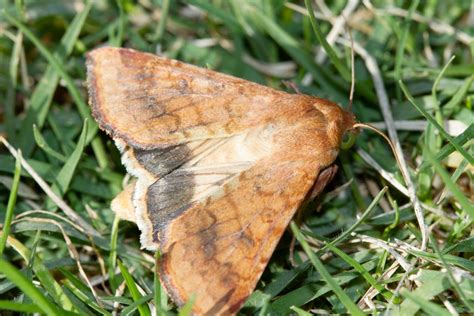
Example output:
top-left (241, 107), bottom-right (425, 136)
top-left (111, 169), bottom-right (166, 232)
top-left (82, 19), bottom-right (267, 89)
top-left (290, 222), bottom-right (365, 316)
top-left (304, 0), bottom-right (350, 81)
top-left (0, 258), bottom-right (63, 316)
top-left (399, 80), bottom-right (474, 165)
top-left (0, 151), bottom-right (21, 255)
top-left (118, 260), bottom-right (151, 316)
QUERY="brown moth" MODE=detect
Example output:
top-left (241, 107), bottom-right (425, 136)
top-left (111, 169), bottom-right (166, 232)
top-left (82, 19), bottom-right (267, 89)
top-left (86, 47), bottom-right (355, 315)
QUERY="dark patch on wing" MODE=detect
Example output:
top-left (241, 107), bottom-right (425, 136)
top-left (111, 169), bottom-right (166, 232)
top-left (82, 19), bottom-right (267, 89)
top-left (204, 288), bottom-right (235, 316)
top-left (146, 169), bottom-right (195, 242)
top-left (133, 144), bottom-right (189, 177)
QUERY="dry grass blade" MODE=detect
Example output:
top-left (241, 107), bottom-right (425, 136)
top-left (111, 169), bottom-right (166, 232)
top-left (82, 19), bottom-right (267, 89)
top-left (342, 40), bottom-right (428, 251)
top-left (0, 136), bottom-right (100, 237)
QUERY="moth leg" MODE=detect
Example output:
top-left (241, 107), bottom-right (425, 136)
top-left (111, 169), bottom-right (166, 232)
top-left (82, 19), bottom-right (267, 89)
top-left (289, 164), bottom-right (339, 265)
top-left (308, 164), bottom-right (338, 200)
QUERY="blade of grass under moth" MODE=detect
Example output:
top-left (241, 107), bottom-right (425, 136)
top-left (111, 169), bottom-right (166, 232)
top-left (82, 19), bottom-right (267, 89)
top-left (399, 289), bottom-right (451, 316)
top-left (304, 0), bottom-right (350, 81)
top-left (430, 235), bottom-right (474, 312)
top-left (0, 150), bottom-right (21, 255)
top-left (0, 258), bottom-right (63, 316)
top-left (290, 222), bottom-right (365, 316)
top-left (154, 251), bottom-right (169, 315)
top-left (0, 301), bottom-right (43, 313)
top-left (118, 260), bottom-right (151, 316)
top-left (46, 120), bottom-right (88, 209)
top-left (18, 0), bottom-right (93, 157)
top-left (399, 80), bottom-right (474, 165)
top-left (1, 11), bottom-right (109, 170)
top-left (178, 295), bottom-right (196, 316)
top-left (423, 146), bottom-right (474, 218)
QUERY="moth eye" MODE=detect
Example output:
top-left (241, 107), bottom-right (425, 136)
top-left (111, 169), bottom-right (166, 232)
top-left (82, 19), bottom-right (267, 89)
top-left (341, 131), bottom-right (356, 150)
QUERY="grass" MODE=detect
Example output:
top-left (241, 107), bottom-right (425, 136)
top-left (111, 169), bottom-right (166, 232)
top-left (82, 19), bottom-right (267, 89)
top-left (0, 0), bottom-right (473, 315)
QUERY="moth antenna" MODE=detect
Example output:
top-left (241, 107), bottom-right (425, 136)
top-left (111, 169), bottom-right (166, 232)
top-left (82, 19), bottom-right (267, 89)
top-left (347, 27), bottom-right (355, 112)
top-left (353, 123), bottom-right (411, 191)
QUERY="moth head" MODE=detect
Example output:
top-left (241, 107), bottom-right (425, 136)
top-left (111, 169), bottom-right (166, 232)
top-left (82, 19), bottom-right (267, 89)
top-left (313, 98), bottom-right (357, 150)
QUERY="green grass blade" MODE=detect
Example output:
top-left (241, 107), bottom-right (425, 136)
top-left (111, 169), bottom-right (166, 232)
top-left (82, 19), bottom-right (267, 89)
top-left (30, 254), bottom-right (78, 313)
top-left (290, 305), bottom-right (312, 316)
top-left (0, 150), bottom-right (21, 255)
top-left (110, 0), bottom-right (126, 47)
top-left (17, 0), bottom-right (93, 156)
top-left (431, 56), bottom-right (455, 124)
top-left (304, 0), bottom-right (350, 81)
top-left (399, 289), bottom-right (451, 316)
top-left (324, 242), bottom-right (393, 301)
top-left (290, 222), bottom-right (365, 316)
top-left (49, 120), bottom-right (88, 201)
top-left (33, 124), bottom-right (67, 162)
top-left (0, 258), bottom-right (63, 316)
top-left (319, 186), bottom-right (387, 253)
top-left (394, 0), bottom-right (419, 100)
top-left (121, 294), bottom-right (154, 316)
top-left (178, 295), bottom-right (195, 316)
top-left (430, 235), bottom-right (474, 312)
top-left (186, 0), bottom-right (241, 32)
top-left (5, 30), bottom-right (22, 143)
top-left (442, 75), bottom-right (474, 116)
top-left (0, 300), bottom-right (43, 313)
top-left (424, 146), bottom-right (474, 218)
top-left (399, 80), bottom-right (474, 165)
top-left (154, 251), bottom-right (168, 315)
top-left (1, 11), bottom-right (110, 172)
top-left (62, 279), bottom-right (110, 316)
top-left (153, 0), bottom-right (171, 44)
top-left (118, 260), bottom-right (151, 316)
top-left (418, 124), bottom-right (474, 171)
top-left (2, 11), bottom-right (90, 127)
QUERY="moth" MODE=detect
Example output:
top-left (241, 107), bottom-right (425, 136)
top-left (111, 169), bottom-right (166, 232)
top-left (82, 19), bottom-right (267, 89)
top-left (86, 47), bottom-right (356, 315)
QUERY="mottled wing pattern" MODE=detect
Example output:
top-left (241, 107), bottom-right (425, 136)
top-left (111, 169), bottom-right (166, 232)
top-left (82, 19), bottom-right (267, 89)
top-left (87, 47), bottom-right (312, 149)
top-left (159, 119), bottom-right (344, 315)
